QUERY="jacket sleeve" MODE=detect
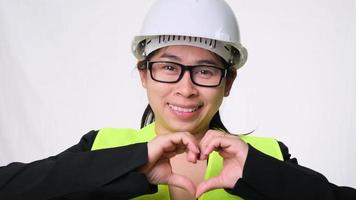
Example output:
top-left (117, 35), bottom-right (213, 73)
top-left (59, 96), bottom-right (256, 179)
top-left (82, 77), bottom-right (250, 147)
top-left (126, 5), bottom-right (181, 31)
top-left (226, 142), bottom-right (356, 200)
top-left (0, 131), bottom-right (156, 200)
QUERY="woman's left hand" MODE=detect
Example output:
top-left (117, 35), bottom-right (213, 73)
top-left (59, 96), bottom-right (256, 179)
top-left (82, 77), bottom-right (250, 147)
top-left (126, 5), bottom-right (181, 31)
top-left (196, 130), bottom-right (249, 197)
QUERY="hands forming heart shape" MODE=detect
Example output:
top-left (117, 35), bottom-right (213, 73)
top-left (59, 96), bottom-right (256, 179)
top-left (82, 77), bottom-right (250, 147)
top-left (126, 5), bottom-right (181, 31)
top-left (140, 130), bottom-right (249, 198)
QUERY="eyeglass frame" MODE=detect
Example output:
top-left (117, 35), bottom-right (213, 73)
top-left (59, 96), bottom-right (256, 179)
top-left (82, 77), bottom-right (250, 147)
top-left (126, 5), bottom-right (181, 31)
top-left (144, 61), bottom-right (229, 87)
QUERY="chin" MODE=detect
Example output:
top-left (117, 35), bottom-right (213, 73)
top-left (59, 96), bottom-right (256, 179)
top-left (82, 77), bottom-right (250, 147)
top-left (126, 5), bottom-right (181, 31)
top-left (167, 121), bottom-right (205, 135)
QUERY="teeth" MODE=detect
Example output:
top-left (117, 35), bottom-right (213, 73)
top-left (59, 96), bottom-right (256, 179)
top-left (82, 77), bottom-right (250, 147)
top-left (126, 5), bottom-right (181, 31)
top-left (168, 104), bottom-right (200, 113)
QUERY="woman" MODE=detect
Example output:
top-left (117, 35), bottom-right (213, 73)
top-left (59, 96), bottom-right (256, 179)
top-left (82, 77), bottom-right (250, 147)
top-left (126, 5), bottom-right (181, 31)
top-left (1, 0), bottom-right (355, 199)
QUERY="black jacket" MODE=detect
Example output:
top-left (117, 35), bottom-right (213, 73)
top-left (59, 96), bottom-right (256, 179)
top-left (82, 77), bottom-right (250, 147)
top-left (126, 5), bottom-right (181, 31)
top-left (1, 130), bottom-right (355, 200)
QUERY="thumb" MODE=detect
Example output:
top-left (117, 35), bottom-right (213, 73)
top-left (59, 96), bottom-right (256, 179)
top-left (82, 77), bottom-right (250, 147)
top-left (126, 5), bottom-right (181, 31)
top-left (167, 173), bottom-right (196, 195)
top-left (196, 176), bottom-right (222, 198)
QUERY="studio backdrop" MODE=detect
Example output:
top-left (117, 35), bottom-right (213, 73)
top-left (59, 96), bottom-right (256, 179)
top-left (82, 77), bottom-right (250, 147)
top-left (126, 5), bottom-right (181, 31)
top-left (1, 0), bottom-right (355, 187)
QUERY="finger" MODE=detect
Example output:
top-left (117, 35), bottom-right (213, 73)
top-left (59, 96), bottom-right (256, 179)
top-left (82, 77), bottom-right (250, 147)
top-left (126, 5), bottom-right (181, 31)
top-left (159, 133), bottom-right (197, 152)
top-left (201, 136), bottom-right (230, 159)
top-left (146, 135), bottom-right (181, 165)
top-left (205, 135), bottom-right (249, 160)
top-left (161, 133), bottom-right (199, 163)
top-left (162, 151), bottom-right (178, 159)
top-left (204, 138), bottom-right (225, 155)
top-left (195, 176), bottom-right (223, 198)
top-left (177, 134), bottom-right (199, 163)
top-left (199, 131), bottom-right (215, 160)
top-left (186, 149), bottom-right (198, 163)
top-left (167, 173), bottom-right (197, 195)
top-left (168, 133), bottom-right (200, 157)
top-left (199, 130), bottom-right (225, 160)
top-left (177, 133), bottom-right (200, 154)
top-left (199, 130), bottom-right (216, 150)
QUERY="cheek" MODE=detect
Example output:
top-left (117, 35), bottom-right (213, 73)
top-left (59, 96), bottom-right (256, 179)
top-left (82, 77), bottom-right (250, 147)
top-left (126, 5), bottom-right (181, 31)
top-left (202, 87), bottom-right (225, 109)
top-left (212, 93), bottom-right (224, 110)
top-left (145, 81), bottom-right (171, 106)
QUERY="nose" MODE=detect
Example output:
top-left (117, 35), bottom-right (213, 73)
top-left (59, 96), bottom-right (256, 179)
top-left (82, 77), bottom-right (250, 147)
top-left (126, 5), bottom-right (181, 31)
top-left (175, 71), bottom-right (198, 97)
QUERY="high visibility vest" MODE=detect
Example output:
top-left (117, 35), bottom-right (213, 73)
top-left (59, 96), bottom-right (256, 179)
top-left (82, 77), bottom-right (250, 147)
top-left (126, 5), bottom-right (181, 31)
top-left (91, 123), bottom-right (284, 200)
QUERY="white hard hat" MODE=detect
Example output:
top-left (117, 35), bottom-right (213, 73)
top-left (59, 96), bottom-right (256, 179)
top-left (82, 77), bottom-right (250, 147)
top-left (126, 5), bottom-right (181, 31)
top-left (132, 0), bottom-right (248, 69)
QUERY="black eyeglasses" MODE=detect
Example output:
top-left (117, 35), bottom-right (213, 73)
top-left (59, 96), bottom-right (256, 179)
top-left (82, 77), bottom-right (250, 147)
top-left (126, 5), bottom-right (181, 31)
top-left (145, 61), bottom-right (227, 87)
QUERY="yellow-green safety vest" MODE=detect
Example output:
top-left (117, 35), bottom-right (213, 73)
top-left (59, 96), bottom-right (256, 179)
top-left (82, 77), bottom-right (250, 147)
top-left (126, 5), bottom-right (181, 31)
top-left (91, 123), bottom-right (284, 200)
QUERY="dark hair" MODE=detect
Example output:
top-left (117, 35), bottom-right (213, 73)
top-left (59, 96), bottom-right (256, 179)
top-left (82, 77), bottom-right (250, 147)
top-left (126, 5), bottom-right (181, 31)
top-left (137, 47), bottom-right (237, 133)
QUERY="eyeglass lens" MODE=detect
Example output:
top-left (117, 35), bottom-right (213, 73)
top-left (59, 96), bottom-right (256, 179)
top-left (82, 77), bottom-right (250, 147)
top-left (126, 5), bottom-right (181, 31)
top-left (149, 61), bottom-right (225, 87)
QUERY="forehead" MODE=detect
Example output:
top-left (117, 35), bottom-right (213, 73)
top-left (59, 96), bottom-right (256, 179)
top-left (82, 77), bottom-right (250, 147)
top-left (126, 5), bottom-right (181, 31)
top-left (150, 45), bottom-right (223, 65)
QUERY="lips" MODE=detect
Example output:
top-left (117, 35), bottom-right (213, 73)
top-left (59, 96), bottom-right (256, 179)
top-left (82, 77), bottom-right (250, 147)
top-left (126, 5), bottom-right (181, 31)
top-left (168, 103), bottom-right (203, 113)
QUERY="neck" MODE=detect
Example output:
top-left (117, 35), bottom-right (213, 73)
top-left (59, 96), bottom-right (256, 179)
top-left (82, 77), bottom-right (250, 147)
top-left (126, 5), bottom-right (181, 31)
top-left (190, 130), bottom-right (206, 142)
top-left (154, 123), bottom-right (208, 142)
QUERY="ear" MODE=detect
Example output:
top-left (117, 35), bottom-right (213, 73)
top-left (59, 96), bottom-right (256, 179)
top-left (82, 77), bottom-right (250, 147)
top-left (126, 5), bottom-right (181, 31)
top-left (224, 69), bottom-right (237, 97)
top-left (138, 67), bottom-right (148, 88)
top-left (138, 63), bottom-right (148, 89)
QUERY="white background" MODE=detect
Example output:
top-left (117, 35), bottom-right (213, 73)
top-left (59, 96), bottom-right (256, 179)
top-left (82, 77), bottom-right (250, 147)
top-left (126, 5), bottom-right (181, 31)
top-left (1, 0), bottom-right (355, 187)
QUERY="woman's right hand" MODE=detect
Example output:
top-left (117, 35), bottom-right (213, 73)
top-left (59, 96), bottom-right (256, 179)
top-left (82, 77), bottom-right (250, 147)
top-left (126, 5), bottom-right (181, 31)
top-left (139, 132), bottom-right (200, 195)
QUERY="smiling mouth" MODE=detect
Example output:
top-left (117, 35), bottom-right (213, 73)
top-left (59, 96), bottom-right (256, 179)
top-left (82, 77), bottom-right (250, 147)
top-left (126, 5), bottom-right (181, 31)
top-left (168, 103), bottom-right (203, 113)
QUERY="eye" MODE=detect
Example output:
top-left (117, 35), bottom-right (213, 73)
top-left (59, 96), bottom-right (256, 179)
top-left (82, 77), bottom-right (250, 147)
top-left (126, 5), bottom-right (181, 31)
top-left (199, 69), bottom-right (214, 76)
top-left (193, 66), bottom-right (219, 78)
top-left (152, 62), bottom-right (181, 75)
top-left (162, 64), bottom-right (178, 71)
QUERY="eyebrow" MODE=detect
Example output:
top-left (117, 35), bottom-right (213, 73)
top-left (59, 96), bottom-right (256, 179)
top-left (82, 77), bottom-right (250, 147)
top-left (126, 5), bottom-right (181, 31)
top-left (159, 53), bottom-right (220, 66)
top-left (159, 53), bottom-right (181, 61)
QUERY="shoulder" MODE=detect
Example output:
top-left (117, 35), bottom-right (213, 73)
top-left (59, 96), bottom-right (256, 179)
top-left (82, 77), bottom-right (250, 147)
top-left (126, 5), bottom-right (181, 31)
top-left (240, 135), bottom-right (298, 163)
top-left (92, 124), bottom-right (156, 150)
top-left (277, 141), bottom-right (298, 164)
top-left (61, 130), bottom-right (99, 153)
top-left (92, 128), bottom-right (140, 150)
top-left (240, 135), bottom-right (284, 161)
